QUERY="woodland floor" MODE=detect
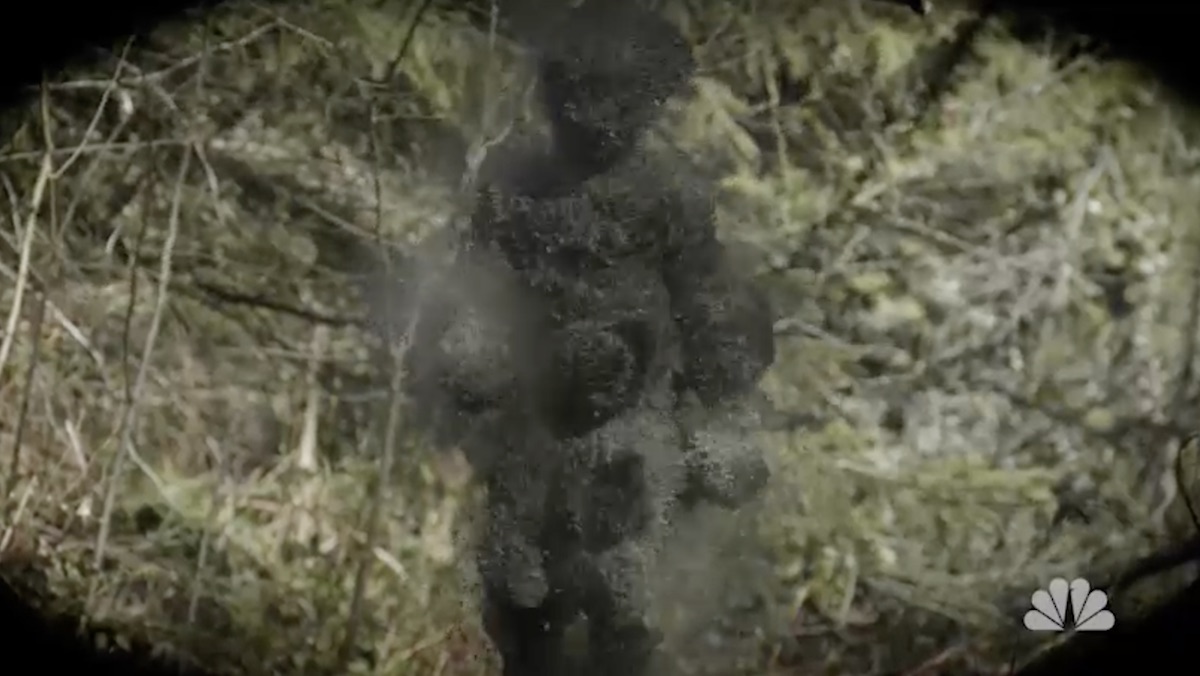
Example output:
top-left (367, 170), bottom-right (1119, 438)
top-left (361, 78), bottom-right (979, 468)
top-left (2, 1), bottom-right (1200, 674)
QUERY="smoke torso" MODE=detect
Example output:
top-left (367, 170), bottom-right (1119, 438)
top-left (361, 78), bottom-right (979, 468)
top-left (469, 140), bottom-right (687, 434)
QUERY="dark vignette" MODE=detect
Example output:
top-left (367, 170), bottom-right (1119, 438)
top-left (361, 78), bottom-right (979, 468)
top-left (3, 2), bottom-right (1200, 675)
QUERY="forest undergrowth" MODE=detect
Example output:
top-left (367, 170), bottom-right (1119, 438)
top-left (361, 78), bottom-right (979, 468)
top-left (2, 1), bottom-right (1200, 674)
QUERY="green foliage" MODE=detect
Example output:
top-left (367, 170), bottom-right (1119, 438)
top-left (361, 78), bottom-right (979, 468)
top-left (2, 1), bottom-right (1199, 674)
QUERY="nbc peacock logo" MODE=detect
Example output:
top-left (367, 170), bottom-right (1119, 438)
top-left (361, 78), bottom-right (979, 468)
top-left (1022, 577), bottom-right (1115, 632)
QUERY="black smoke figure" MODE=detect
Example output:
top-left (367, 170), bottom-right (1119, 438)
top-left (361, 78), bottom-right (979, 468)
top-left (404, 2), bottom-right (776, 674)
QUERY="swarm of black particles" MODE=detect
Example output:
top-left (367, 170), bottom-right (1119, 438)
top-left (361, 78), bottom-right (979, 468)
top-left (400, 2), bottom-right (776, 675)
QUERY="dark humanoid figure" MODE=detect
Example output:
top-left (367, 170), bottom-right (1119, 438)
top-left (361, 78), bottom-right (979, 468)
top-left (395, 2), bottom-right (930, 674)
top-left (404, 3), bottom-right (775, 675)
